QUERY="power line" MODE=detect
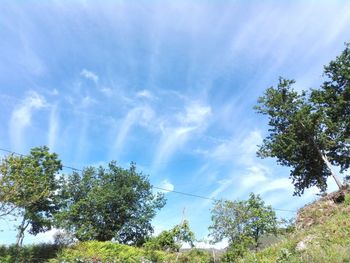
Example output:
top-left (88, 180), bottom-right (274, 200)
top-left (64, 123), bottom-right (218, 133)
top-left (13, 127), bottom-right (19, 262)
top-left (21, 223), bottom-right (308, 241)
top-left (153, 186), bottom-right (216, 201)
top-left (0, 148), bottom-right (82, 172)
top-left (0, 147), bottom-right (297, 213)
top-left (154, 186), bottom-right (296, 212)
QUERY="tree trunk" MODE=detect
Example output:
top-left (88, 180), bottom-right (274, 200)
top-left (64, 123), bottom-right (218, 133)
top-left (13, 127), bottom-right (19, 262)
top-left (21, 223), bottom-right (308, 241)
top-left (300, 122), bottom-right (343, 190)
top-left (255, 228), bottom-right (259, 252)
top-left (16, 217), bottom-right (29, 248)
top-left (320, 153), bottom-right (343, 190)
top-left (16, 217), bottom-right (26, 248)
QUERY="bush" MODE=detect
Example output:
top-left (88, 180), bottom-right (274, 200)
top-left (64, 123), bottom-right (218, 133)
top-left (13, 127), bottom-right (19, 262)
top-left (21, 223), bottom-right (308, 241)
top-left (49, 241), bottom-right (175, 262)
top-left (0, 244), bottom-right (59, 263)
top-left (177, 249), bottom-right (213, 263)
top-left (343, 194), bottom-right (350, 206)
top-left (49, 241), bottom-right (215, 263)
top-left (143, 220), bottom-right (195, 252)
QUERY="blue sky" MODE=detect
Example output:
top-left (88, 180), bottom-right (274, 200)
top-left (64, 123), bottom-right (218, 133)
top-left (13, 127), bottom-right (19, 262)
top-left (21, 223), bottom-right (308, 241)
top-left (1, 0), bottom-right (350, 246)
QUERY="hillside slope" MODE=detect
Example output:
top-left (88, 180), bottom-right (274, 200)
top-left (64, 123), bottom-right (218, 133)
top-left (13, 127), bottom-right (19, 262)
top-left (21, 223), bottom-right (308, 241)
top-left (239, 187), bottom-right (350, 263)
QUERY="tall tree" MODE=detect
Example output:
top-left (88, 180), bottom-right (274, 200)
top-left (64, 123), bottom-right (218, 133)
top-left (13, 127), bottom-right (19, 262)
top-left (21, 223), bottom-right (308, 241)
top-left (311, 43), bottom-right (350, 175)
top-left (0, 146), bottom-right (63, 246)
top-left (57, 161), bottom-right (166, 245)
top-left (255, 77), bottom-right (343, 195)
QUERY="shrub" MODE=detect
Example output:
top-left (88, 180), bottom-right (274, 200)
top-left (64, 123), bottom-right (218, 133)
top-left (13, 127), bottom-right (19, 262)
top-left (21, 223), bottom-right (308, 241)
top-left (0, 243), bottom-right (59, 263)
top-left (178, 249), bottom-right (213, 263)
top-left (343, 194), bottom-right (350, 206)
top-left (50, 241), bottom-right (175, 263)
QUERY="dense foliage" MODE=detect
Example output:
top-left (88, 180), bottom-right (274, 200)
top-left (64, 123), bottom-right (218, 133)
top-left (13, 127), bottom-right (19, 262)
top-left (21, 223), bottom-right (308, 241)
top-left (0, 244), bottom-right (59, 263)
top-left (0, 146), bottom-right (63, 246)
top-left (255, 44), bottom-right (350, 195)
top-left (209, 193), bottom-right (277, 260)
top-left (311, 43), bottom-right (350, 174)
top-left (48, 241), bottom-right (214, 263)
top-left (144, 219), bottom-right (195, 252)
top-left (56, 161), bottom-right (166, 245)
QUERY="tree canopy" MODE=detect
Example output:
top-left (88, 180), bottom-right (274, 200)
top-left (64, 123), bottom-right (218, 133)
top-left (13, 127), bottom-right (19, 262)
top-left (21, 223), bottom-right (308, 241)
top-left (57, 161), bottom-right (166, 245)
top-left (255, 43), bottom-right (350, 195)
top-left (311, 43), bottom-right (350, 174)
top-left (209, 193), bottom-right (277, 255)
top-left (0, 146), bottom-right (63, 246)
top-left (144, 219), bottom-right (195, 252)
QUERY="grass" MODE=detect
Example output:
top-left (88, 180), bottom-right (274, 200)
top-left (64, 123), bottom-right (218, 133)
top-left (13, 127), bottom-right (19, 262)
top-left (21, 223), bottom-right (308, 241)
top-left (238, 189), bottom-right (350, 263)
top-left (48, 241), bottom-right (214, 263)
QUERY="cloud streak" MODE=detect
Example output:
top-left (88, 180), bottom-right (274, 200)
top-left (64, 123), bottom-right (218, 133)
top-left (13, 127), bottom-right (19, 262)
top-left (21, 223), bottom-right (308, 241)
top-left (9, 91), bottom-right (46, 150)
top-left (153, 102), bottom-right (211, 170)
top-left (80, 69), bottom-right (99, 84)
top-left (48, 104), bottom-right (59, 151)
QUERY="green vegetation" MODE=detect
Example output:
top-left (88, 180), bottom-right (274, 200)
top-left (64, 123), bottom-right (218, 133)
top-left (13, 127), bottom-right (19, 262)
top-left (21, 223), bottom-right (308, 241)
top-left (0, 146), bottom-right (63, 246)
top-left (0, 243), bottom-right (59, 263)
top-left (1, 192), bottom-right (349, 262)
top-left (48, 241), bottom-right (213, 263)
top-left (237, 189), bottom-right (350, 263)
top-left (255, 43), bottom-right (350, 195)
top-left (144, 219), bottom-right (195, 252)
top-left (56, 161), bottom-right (166, 245)
top-left (210, 193), bottom-right (278, 262)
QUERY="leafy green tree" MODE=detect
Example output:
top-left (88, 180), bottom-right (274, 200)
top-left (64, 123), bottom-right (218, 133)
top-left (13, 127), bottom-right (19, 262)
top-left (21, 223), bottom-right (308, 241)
top-left (57, 161), bottom-right (165, 245)
top-left (209, 193), bottom-right (277, 258)
top-left (246, 193), bottom-right (277, 250)
top-left (144, 219), bottom-right (195, 252)
top-left (255, 78), bottom-right (343, 195)
top-left (0, 146), bottom-right (63, 246)
top-left (310, 43), bottom-right (350, 176)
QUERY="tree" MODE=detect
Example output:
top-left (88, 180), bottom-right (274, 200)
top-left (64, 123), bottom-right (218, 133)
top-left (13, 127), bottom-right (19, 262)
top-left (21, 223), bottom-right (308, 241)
top-left (255, 77), bottom-right (343, 195)
top-left (0, 146), bottom-right (63, 246)
top-left (144, 219), bottom-right (195, 252)
top-left (209, 193), bottom-right (277, 256)
top-left (311, 43), bottom-right (350, 177)
top-left (57, 161), bottom-right (166, 245)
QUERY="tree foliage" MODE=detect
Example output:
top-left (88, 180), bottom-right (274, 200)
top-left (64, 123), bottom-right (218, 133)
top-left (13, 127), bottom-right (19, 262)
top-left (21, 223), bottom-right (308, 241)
top-left (57, 161), bottom-right (166, 245)
top-left (256, 43), bottom-right (350, 195)
top-left (0, 146), bottom-right (63, 246)
top-left (255, 78), bottom-right (338, 195)
top-left (144, 219), bottom-right (195, 252)
top-left (255, 42), bottom-right (350, 195)
top-left (311, 43), bottom-right (350, 174)
top-left (209, 193), bottom-right (277, 255)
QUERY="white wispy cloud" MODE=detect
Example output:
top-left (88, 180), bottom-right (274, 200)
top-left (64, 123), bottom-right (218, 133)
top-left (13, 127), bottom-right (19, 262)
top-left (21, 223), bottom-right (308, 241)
top-left (257, 178), bottom-right (291, 195)
top-left (153, 102), bottom-right (211, 169)
top-left (112, 106), bottom-right (155, 157)
top-left (9, 91), bottom-right (46, 150)
top-left (48, 104), bottom-right (59, 151)
top-left (19, 32), bottom-right (46, 76)
top-left (136, 89), bottom-right (157, 100)
top-left (159, 179), bottom-right (175, 192)
top-left (241, 165), bottom-right (268, 188)
top-left (100, 87), bottom-right (113, 96)
top-left (80, 69), bottom-right (99, 83)
top-left (210, 130), bottom-right (262, 165)
top-left (80, 96), bottom-right (97, 108)
top-left (206, 131), bottom-right (270, 200)
top-left (209, 178), bottom-right (233, 200)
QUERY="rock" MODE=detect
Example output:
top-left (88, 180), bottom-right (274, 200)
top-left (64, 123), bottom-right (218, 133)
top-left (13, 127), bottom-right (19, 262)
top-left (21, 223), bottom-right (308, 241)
top-left (296, 235), bottom-right (315, 252)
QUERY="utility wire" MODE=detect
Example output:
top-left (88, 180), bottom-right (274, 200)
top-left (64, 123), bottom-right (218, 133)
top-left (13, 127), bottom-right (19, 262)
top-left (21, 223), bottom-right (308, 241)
top-left (0, 147), bottom-right (297, 213)
top-left (0, 148), bottom-right (82, 172)
top-left (153, 186), bottom-right (216, 201)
